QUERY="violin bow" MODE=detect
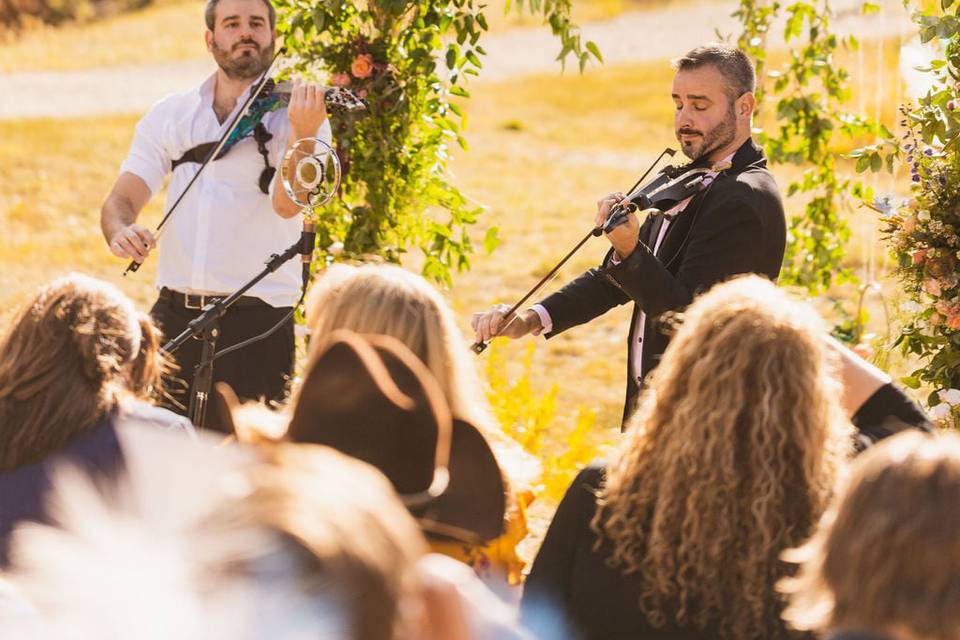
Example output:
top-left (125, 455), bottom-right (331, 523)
top-left (123, 47), bottom-right (287, 276)
top-left (470, 147), bottom-right (677, 354)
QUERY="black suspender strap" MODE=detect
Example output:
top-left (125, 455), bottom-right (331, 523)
top-left (170, 122), bottom-right (275, 195)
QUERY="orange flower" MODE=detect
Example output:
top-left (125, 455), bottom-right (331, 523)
top-left (948, 311), bottom-right (960, 331)
top-left (351, 54), bottom-right (374, 79)
top-left (924, 278), bottom-right (943, 297)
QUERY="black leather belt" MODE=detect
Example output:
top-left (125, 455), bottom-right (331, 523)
top-left (158, 287), bottom-right (268, 310)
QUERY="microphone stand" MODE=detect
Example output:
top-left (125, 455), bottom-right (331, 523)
top-left (163, 224), bottom-right (315, 429)
top-left (470, 148), bottom-right (675, 354)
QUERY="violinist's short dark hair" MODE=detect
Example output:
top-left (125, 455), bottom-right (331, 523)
top-left (673, 44), bottom-right (755, 103)
top-left (205, 0), bottom-right (276, 31)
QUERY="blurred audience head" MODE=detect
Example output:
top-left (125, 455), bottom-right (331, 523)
top-left (781, 430), bottom-right (960, 640)
top-left (0, 274), bottom-right (163, 471)
top-left (304, 264), bottom-right (540, 494)
top-left (1, 443), bottom-right (430, 640)
top-left (305, 264), bottom-right (488, 429)
top-left (595, 275), bottom-right (853, 639)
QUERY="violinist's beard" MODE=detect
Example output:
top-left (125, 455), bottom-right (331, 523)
top-left (212, 39), bottom-right (274, 81)
top-left (677, 106), bottom-right (737, 162)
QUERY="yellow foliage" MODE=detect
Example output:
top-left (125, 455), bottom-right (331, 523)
top-left (484, 340), bottom-right (612, 503)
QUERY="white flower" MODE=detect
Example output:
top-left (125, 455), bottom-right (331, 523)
top-left (930, 403), bottom-right (952, 421)
top-left (902, 300), bottom-right (924, 314)
top-left (940, 388), bottom-right (960, 405)
top-left (918, 210), bottom-right (931, 222)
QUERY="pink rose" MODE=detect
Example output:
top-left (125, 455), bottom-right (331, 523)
top-left (902, 216), bottom-right (918, 234)
top-left (356, 89), bottom-right (368, 99)
top-left (351, 54), bottom-right (374, 79)
top-left (924, 278), bottom-right (943, 297)
top-left (930, 312), bottom-right (945, 328)
top-left (936, 300), bottom-right (953, 316)
top-left (330, 72), bottom-right (351, 87)
top-left (912, 249), bottom-right (928, 265)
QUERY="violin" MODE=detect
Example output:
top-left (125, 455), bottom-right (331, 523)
top-left (470, 152), bottom-right (729, 354)
top-left (599, 162), bottom-right (724, 235)
top-left (217, 80), bottom-right (366, 163)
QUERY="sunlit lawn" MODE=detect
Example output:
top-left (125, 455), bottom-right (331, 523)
top-left (0, 30), bottom-right (921, 562)
top-left (0, 36), bottom-right (915, 417)
top-left (0, 0), bottom-right (662, 72)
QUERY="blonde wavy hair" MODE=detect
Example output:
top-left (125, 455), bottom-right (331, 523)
top-left (303, 264), bottom-right (539, 486)
top-left (304, 264), bottom-right (486, 428)
top-left (781, 430), bottom-right (960, 640)
top-left (594, 275), bottom-right (853, 640)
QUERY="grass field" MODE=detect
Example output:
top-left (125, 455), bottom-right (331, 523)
top-left (0, 0), bottom-right (658, 72)
top-left (0, 38), bottom-right (917, 429)
top-left (0, 5), bottom-right (924, 560)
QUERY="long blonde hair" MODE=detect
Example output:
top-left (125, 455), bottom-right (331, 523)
top-left (0, 274), bottom-right (163, 471)
top-left (594, 275), bottom-right (852, 640)
top-left (781, 430), bottom-right (960, 640)
top-left (305, 264), bottom-right (493, 435)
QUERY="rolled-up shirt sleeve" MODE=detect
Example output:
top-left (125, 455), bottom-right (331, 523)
top-left (119, 104), bottom-right (172, 196)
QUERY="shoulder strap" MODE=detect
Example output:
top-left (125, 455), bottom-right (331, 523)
top-left (170, 123), bottom-right (275, 195)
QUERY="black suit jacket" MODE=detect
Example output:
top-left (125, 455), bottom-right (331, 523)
top-left (539, 139), bottom-right (786, 427)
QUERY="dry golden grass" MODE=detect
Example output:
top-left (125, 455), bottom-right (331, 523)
top-left (0, 0), bottom-right (663, 72)
top-left (0, 35), bottom-right (917, 433)
top-left (0, 1), bottom-right (208, 72)
top-left (0, 115), bottom-right (163, 323)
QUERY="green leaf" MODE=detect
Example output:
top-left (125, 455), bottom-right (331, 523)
top-left (483, 227), bottom-right (501, 253)
top-left (585, 40), bottom-right (603, 63)
top-left (870, 152), bottom-right (882, 172)
top-left (862, 1), bottom-right (880, 14)
top-left (465, 50), bottom-right (482, 68)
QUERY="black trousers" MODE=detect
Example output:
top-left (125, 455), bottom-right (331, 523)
top-left (150, 290), bottom-right (295, 433)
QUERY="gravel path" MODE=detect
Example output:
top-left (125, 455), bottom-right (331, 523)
top-left (0, 0), bottom-right (913, 119)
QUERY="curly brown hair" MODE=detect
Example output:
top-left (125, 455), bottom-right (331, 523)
top-left (593, 275), bottom-right (853, 639)
top-left (781, 430), bottom-right (960, 640)
top-left (0, 274), bottom-right (164, 471)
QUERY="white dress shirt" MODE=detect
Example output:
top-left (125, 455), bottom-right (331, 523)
top-left (120, 72), bottom-right (333, 308)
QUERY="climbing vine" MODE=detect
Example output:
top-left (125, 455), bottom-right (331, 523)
top-left (733, 0), bottom-right (894, 294)
top-left (275, 0), bottom-right (600, 285)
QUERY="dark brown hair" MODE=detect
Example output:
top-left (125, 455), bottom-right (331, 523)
top-left (204, 0), bottom-right (276, 31)
top-left (0, 274), bottom-right (164, 471)
top-left (673, 43), bottom-right (756, 102)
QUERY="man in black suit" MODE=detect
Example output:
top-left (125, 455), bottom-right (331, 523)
top-left (471, 44), bottom-right (786, 427)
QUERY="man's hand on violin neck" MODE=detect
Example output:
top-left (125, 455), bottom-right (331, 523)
top-left (108, 224), bottom-right (156, 263)
top-left (471, 305), bottom-right (541, 342)
top-left (288, 82), bottom-right (328, 139)
top-left (596, 192), bottom-right (641, 259)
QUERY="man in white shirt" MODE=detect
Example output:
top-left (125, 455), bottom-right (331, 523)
top-left (100, 0), bottom-right (331, 427)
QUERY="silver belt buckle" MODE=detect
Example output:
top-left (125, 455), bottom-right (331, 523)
top-left (184, 293), bottom-right (207, 310)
